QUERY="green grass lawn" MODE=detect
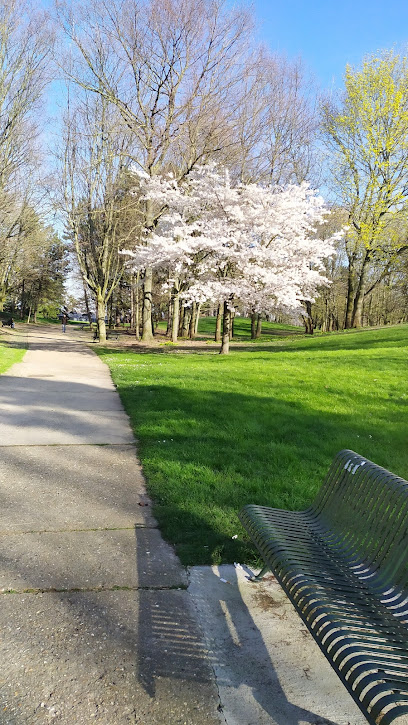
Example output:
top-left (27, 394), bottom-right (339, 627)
top-left (97, 324), bottom-right (408, 566)
top-left (0, 335), bottom-right (26, 374)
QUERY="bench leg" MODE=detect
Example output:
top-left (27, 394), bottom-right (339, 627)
top-left (249, 564), bottom-right (270, 582)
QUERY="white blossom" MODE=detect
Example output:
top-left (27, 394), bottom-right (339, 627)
top-left (123, 165), bottom-right (339, 314)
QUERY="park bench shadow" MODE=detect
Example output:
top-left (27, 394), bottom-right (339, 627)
top-left (0, 516), bottom-right (352, 725)
top-left (0, 430), bottom-right (348, 723)
top-left (184, 558), bottom-right (341, 725)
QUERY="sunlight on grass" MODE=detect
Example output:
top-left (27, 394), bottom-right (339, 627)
top-left (97, 324), bottom-right (408, 566)
top-left (0, 336), bottom-right (26, 374)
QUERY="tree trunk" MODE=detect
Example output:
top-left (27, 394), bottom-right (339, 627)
top-left (194, 304), bottom-right (201, 336)
top-left (325, 297), bottom-right (332, 332)
top-left (215, 304), bottom-right (222, 342)
top-left (0, 282), bottom-right (7, 312)
top-left (142, 267), bottom-right (154, 341)
top-left (177, 300), bottom-right (185, 337)
top-left (251, 310), bottom-right (256, 338)
top-left (189, 302), bottom-right (197, 339)
top-left (83, 281), bottom-right (93, 327)
top-left (166, 296), bottom-right (173, 337)
top-left (130, 274), bottom-right (135, 328)
top-left (108, 297), bottom-right (113, 327)
top-left (181, 306), bottom-right (191, 337)
top-left (366, 294), bottom-right (373, 327)
top-left (179, 306), bottom-right (185, 336)
top-left (97, 293), bottom-right (107, 343)
top-left (134, 272), bottom-right (140, 339)
top-left (345, 259), bottom-right (356, 329)
top-left (302, 300), bottom-right (313, 334)
top-left (255, 314), bottom-right (262, 338)
top-left (220, 300), bottom-right (232, 354)
top-left (27, 305), bottom-right (32, 324)
top-left (171, 289), bottom-right (180, 343)
top-left (20, 279), bottom-right (25, 318)
top-left (352, 254), bottom-right (370, 328)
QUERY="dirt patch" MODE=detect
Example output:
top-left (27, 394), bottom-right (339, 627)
top-left (253, 588), bottom-right (283, 612)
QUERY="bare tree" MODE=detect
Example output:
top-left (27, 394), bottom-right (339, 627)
top-left (61, 93), bottom-right (141, 343)
top-left (226, 52), bottom-right (321, 186)
top-left (260, 55), bottom-right (320, 185)
top-left (56, 0), bottom-right (254, 340)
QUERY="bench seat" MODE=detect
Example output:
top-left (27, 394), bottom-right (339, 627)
top-left (239, 450), bottom-right (408, 725)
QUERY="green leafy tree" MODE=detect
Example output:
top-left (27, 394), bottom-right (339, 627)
top-left (12, 212), bottom-right (68, 321)
top-left (0, 0), bottom-right (52, 308)
top-left (322, 51), bottom-right (408, 327)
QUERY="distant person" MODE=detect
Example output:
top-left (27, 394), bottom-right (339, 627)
top-left (61, 313), bottom-right (68, 333)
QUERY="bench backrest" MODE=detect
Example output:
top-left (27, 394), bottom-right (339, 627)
top-left (310, 449), bottom-right (408, 606)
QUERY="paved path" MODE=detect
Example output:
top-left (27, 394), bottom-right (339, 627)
top-left (0, 325), bottom-right (220, 724)
top-left (0, 324), bottom-right (368, 725)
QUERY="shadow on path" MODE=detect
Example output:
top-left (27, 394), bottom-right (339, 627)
top-left (189, 563), bottom-right (347, 725)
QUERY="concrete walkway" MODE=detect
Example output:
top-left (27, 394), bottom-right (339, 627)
top-left (0, 325), bottom-right (367, 725)
top-left (0, 325), bottom-right (220, 724)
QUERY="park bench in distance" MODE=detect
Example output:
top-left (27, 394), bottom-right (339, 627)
top-left (92, 328), bottom-right (119, 341)
top-left (239, 450), bottom-right (408, 725)
top-left (76, 323), bottom-right (119, 339)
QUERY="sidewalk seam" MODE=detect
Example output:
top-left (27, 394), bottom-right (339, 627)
top-left (0, 584), bottom-right (188, 595)
top-left (0, 524), bottom-right (158, 535)
top-left (0, 443), bottom-right (137, 448)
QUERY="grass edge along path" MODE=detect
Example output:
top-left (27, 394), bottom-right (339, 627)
top-left (96, 324), bottom-right (408, 566)
top-left (0, 331), bottom-right (26, 374)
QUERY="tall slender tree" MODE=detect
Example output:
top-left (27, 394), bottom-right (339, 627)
top-left (61, 93), bottom-right (140, 342)
top-left (0, 0), bottom-right (52, 308)
top-left (322, 51), bottom-right (408, 327)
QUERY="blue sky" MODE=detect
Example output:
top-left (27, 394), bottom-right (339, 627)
top-left (253, 0), bottom-right (408, 89)
top-left (43, 0), bottom-right (408, 93)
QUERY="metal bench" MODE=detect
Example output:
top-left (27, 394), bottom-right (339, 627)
top-left (93, 329), bottom-right (119, 341)
top-left (239, 450), bottom-right (408, 725)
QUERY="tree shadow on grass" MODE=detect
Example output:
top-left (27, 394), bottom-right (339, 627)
top-left (114, 381), bottom-right (408, 566)
top-left (0, 339), bottom-right (28, 350)
top-left (103, 323), bottom-right (408, 357)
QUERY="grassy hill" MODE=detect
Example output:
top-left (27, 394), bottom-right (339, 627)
top-left (97, 324), bottom-right (408, 565)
